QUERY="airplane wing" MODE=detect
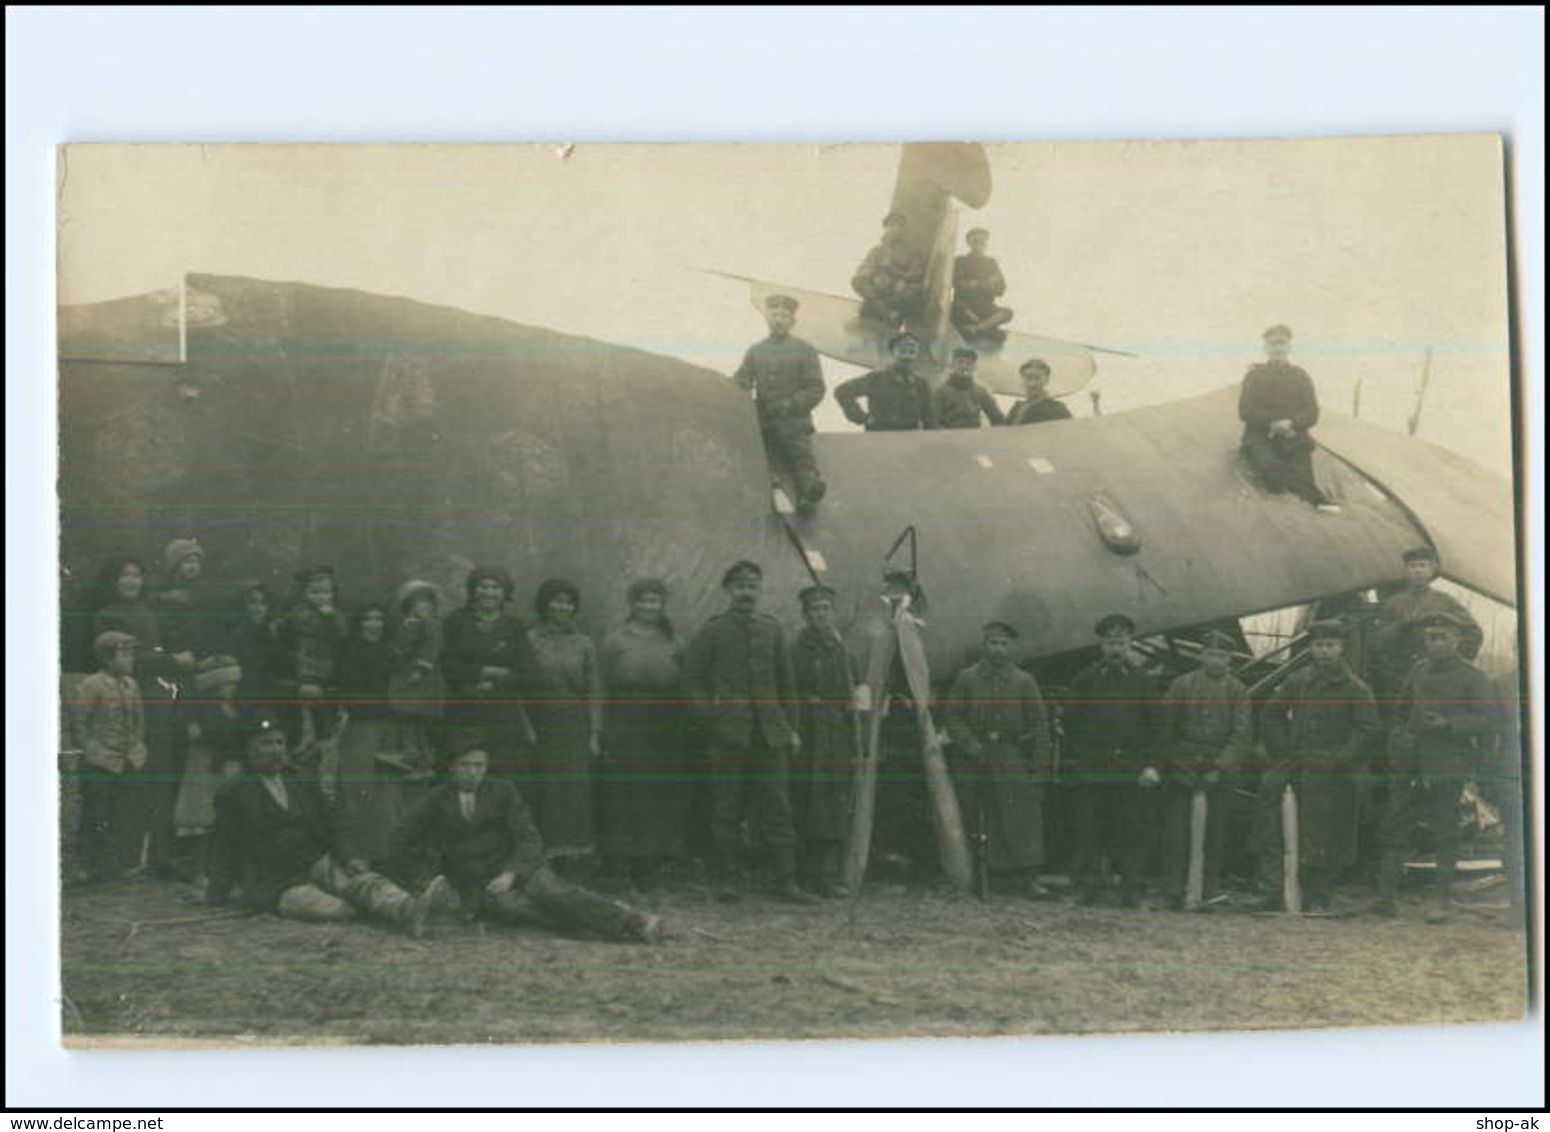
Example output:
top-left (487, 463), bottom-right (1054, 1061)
top-left (708, 269), bottom-right (1099, 400)
top-left (777, 386), bottom-right (1514, 673)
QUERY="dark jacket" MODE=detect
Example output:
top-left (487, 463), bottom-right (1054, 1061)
top-left (391, 779), bottom-right (546, 895)
top-left (1261, 662), bottom-right (1380, 773)
top-left (834, 366), bottom-right (937, 431)
top-left (1062, 658), bottom-right (1163, 781)
top-left (733, 335), bottom-right (826, 428)
top-left (1238, 361), bottom-right (1319, 437)
top-left (933, 380), bottom-right (1006, 429)
top-left (1389, 654), bottom-right (1496, 779)
top-left (683, 609), bottom-right (797, 748)
top-left (1006, 397), bottom-right (1073, 426)
top-left (208, 773), bottom-right (338, 910)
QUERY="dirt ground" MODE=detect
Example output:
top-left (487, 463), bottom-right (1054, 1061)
top-left (59, 876), bottom-right (1530, 1047)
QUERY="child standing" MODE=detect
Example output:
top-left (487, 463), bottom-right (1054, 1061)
top-left (71, 631), bottom-right (149, 882)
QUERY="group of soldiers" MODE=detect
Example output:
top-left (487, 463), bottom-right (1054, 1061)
top-left (851, 213), bottom-right (1014, 345)
top-left (65, 529), bottom-right (1514, 947)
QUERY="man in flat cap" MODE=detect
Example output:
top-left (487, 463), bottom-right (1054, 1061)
top-left (1061, 613), bottom-right (1165, 907)
top-left (835, 332), bottom-right (938, 432)
top-left (951, 227), bottom-right (1014, 346)
top-left (944, 621), bottom-right (1056, 899)
top-left (733, 294), bottom-right (828, 513)
top-left (852, 211), bottom-right (927, 327)
top-left (1159, 630), bottom-right (1251, 909)
top-left (1006, 358), bottom-right (1073, 426)
top-left (1256, 620), bottom-right (1381, 914)
top-left (932, 347), bottom-right (1007, 429)
top-left (1375, 611), bottom-right (1497, 921)
top-left (207, 717), bottom-right (444, 936)
top-left (1238, 325), bottom-right (1340, 511)
top-left (389, 738), bottom-right (664, 942)
top-left (789, 584), bottom-right (858, 896)
top-left (683, 561), bottom-right (819, 904)
top-left (1368, 547), bottom-right (1483, 708)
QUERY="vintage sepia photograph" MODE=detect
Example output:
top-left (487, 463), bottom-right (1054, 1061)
top-left (53, 136), bottom-right (1529, 1050)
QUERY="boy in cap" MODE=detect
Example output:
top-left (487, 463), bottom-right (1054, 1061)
top-left (1159, 630), bottom-right (1251, 908)
top-left (732, 294), bottom-right (828, 513)
top-left (1237, 325), bottom-right (1340, 511)
top-left (71, 630), bottom-right (149, 881)
top-left (1006, 359), bottom-right (1073, 426)
top-left (1257, 620), bottom-right (1381, 914)
top-left (207, 717), bottom-right (444, 937)
top-left (1375, 612), bottom-right (1497, 921)
top-left (834, 332), bottom-right (938, 432)
top-left (1061, 614), bottom-right (1165, 907)
top-left (789, 584), bottom-right (858, 897)
top-left (1369, 547), bottom-right (1483, 704)
top-left (683, 561), bottom-right (819, 904)
top-left (390, 739), bottom-right (664, 943)
top-left (932, 347), bottom-right (1007, 429)
top-left (944, 621), bottom-right (1055, 899)
top-left (852, 211), bottom-right (927, 327)
top-left (950, 227), bottom-right (1014, 345)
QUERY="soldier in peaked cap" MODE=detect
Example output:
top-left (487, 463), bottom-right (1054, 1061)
top-left (1007, 357), bottom-right (1074, 426)
top-left (1375, 610), bottom-right (1496, 922)
top-left (852, 212), bottom-right (927, 326)
top-left (683, 561), bottom-right (820, 905)
top-left (733, 293), bottom-right (828, 513)
top-left (1369, 546), bottom-right (1483, 705)
top-left (1061, 613), bottom-right (1165, 907)
top-left (789, 583), bottom-right (859, 896)
top-left (933, 346), bottom-right (1007, 429)
top-left (1255, 619), bottom-right (1380, 914)
top-left (1238, 323), bottom-right (1339, 511)
top-left (951, 227), bottom-right (1014, 346)
top-left (834, 331), bottom-right (937, 431)
top-left (944, 620), bottom-right (1056, 898)
top-left (1158, 629), bottom-right (1251, 908)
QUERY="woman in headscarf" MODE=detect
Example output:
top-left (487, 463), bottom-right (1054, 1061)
top-left (439, 565), bottom-right (537, 788)
top-left (598, 578), bottom-right (691, 889)
top-left (525, 577), bottom-right (602, 867)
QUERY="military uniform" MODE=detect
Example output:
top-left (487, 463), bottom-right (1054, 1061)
top-left (1238, 360), bottom-right (1329, 506)
top-left (950, 252), bottom-right (1013, 339)
top-left (1159, 667), bottom-right (1251, 903)
top-left (1258, 661), bottom-right (1381, 906)
top-left (944, 659), bottom-right (1052, 873)
top-left (682, 608), bottom-right (802, 887)
top-left (1369, 586), bottom-right (1483, 700)
top-left (733, 333), bottom-right (827, 502)
top-left (852, 237), bottom-right (926, 324)
top-left (835, 365), bottom-right (937, 431)
top-left (790, 623), bottom-right (857, 890)
top-left (1061, 657), bottom-right (1164, 901)
top-left (1378, 651), bottom-right (1496, 908)
top-left (1006, 397), bottom-right (1073, 426)
top-left (932, 378), bottom-right (1006, 429)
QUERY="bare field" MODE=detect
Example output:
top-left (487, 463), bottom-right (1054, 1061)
top-left (59, 879), bottom-right (1528, 1048)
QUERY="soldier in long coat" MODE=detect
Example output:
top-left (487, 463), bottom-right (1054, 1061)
top-left (1376, 612), bottom-right (1497, 921)
top-left (682, 561), bottom-right (819, 904)
top-left (789, 585), bottom-right (858, 897)
top-left (944, 621), bottom-right (1054, 898)
top-left (1258, 620), bottom-right (1381, 913)
top-left (732, 294), bottom-right (828, 512)
top-left (1061, 614), bottom-right (1166, 907)
top-left (1237, 324), bottom-right (1337, 509)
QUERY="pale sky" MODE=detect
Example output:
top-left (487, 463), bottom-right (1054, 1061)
top-left (58, 136), bottom-right (1514, 475)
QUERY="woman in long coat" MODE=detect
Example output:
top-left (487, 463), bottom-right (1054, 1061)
top-left (525, 577), bottom-right (602, 862)
top-left (597, 578), bottom-right (691, 888)
top-left (439, 566), bottom-right (537, 786)
top-left (789, 584), bottom-right (858, 897)
top-left (335, 603), bottom-right (427, 866)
